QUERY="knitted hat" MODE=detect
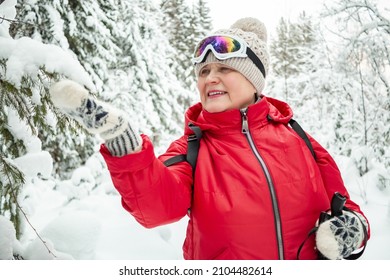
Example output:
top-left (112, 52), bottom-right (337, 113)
top-left (194, 17), bottom-right (270, 95)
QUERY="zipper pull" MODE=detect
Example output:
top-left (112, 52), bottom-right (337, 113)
top-left (241, 109), bottom-right (249, 134)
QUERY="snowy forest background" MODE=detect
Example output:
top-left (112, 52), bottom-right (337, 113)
top-left (0, 0), bottom-right (389, 260)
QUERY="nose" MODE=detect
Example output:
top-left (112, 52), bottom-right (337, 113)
top-left (205, 69), bottom-right (220, 84)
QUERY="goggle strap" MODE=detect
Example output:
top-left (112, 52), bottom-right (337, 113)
top-left (199, 49), bottom-right (211, 64)
top-left (247, 47), bottom-right (266, 78)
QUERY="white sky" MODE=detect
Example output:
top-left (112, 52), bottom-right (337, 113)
top-left (208, 0), bottom-right (389, 38)
top-left (207, 0), bottom-right (326, 37)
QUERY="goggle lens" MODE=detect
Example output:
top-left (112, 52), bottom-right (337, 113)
top-left (194, 36), bottom-right (242, 57)
top-left (192, 35), bottom-right (247, 64)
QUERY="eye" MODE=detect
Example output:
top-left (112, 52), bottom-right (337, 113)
top-left (199, 67), bottom-right (210, 77)
top-left (220, 66), bottom-right (234, 73)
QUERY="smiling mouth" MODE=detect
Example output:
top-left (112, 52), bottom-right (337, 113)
top-left (208, 91), bottom-right (226, 97)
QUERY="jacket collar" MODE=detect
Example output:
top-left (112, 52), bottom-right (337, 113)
top-left (184, 96), bottom-right (293, 135)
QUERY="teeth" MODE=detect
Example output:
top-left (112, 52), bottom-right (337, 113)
top-left (209, 91), bottom-right (225, 96)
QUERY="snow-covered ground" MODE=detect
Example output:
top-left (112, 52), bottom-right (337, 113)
top-left (1, 148), bottom-right (389, 260)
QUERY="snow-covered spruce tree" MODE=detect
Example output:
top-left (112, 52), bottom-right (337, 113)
top-left (269, 17), bottom-right (298, 101)
top-left (160, 0), bottom-right (195, 108)
top-left (0, 61), bottom-right (59, 238)
top-left (64, 0), bottom-right (120, 92)
top-left (285, 13), bottom-right (338, 138)
top-left (323, 0), bottom-right (390, 171)
top-left (54, 0), bottom-right (121, 176)
top-left (9, 0), bottom-right (68, 49)
top-left (270, 13), bottom-right (325, 100)
top-left (186, 0), bottom-right (213, 89)
top-left (192, 0), bottom-right (213, 38)
top-left (105, 0), bottom-right (192, 152)
top-left (1, 48), bottom-right (93, 237)
top-left (0, 75), bottom-right (27, 239)
top-left (11, 0), bottom-right (120, 92)
top-left (1, 0), bottom-right (94, 237)
top-left (10, 0), bottom-right (122, 179)
top-left (160, 0), bottom-right (212, 107)
top-left (293, 12), bottom-right (319, 74)
top-left (268, 13), bottom-right (337, 147)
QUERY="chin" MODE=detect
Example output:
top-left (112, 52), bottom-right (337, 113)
top-left (203, 102), bottom-right (231, 113)
top-left (204, 106), bottom-right (227, 113)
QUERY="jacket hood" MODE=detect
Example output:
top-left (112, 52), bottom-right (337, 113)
top-left (184, 96), bottom-right (293, 135)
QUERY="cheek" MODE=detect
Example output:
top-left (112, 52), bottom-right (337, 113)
top-left (197, 76), bottom-right (204, 87)
top-left (229, 82), bottom-right (256, 104)
top-left (196, 79), bottom-right (203, 91)
top-left (197, 80), bottom-right (206, 98)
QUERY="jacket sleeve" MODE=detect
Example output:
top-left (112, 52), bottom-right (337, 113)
top-left (100, 134), bottom-right (193, 228)
top-left (308, 134), bottom-right (371, 238)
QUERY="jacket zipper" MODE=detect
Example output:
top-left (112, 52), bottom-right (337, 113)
top-left (240, 108), bottom-right (285, 260)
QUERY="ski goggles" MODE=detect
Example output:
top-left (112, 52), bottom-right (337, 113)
top-left (192, 34), bottom-right (266, 78)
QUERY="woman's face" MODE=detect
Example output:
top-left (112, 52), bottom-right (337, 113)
top-left (197, 63), bottom-right (256, 113)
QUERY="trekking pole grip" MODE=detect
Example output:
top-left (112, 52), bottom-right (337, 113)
top-left (331, 192), bottom-right (346, 217)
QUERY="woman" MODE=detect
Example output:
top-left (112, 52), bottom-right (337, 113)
top-left (50, 18), bottom-right (369, 260)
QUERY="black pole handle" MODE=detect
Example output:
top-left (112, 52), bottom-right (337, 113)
top-left (331, 192), bottom-right (346, 217)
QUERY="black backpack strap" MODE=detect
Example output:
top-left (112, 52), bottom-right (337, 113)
top-left (163, 154), bottom-right (187, 167)
top-left (186, 124), bottom-right (202, 174)
top-left (162, 124), bottom-right (202, 176)
top-left (289, 119), bottom-right (316, 160)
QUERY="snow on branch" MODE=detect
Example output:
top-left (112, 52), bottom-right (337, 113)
top-left (0, 36), bottom-right (94, 90)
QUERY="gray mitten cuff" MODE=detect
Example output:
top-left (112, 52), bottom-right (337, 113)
top-left (50, 80), bottom-right (142, 156)
top-left (104, 123), bottom-right (142, 156)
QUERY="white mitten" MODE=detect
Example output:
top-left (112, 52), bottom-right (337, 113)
top-left (316, 210), bottom-right (367, 260)
top-left (50, 80), bottom-right (142, 156)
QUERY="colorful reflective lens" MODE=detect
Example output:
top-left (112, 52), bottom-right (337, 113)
top-left (195, 36), bottom-right (241, 57)
top-left (192, 34), bottom-right (248, 64)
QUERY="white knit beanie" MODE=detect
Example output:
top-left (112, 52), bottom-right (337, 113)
top-left (194, 17), bottom-right (270, 95)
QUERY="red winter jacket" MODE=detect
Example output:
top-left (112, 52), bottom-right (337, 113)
top-left (100, 96), bottom-right (369, 260)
